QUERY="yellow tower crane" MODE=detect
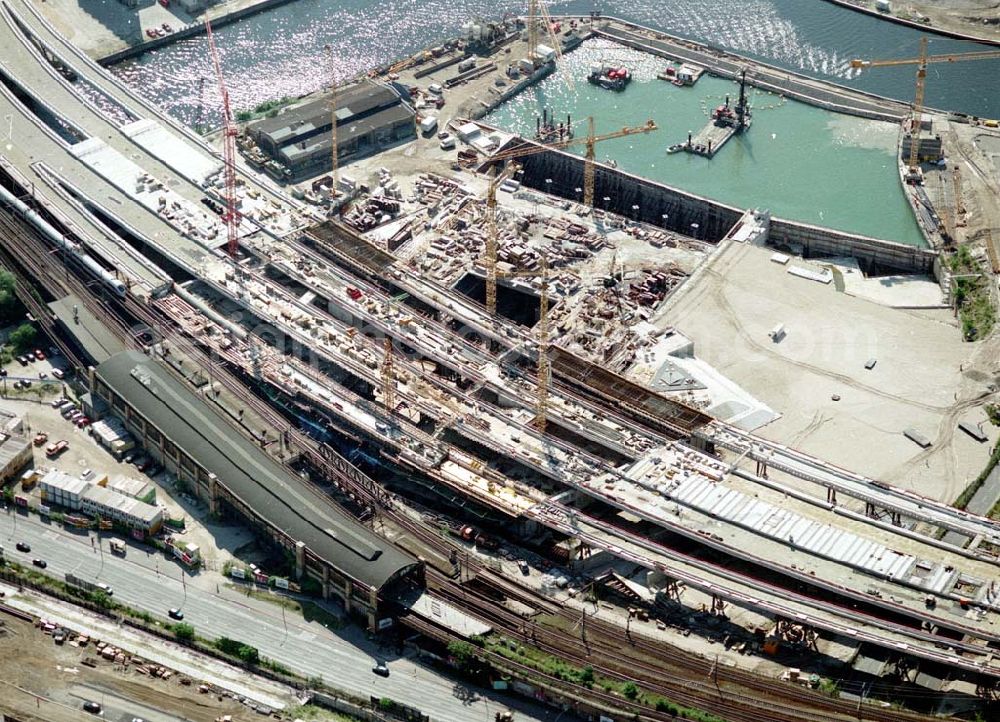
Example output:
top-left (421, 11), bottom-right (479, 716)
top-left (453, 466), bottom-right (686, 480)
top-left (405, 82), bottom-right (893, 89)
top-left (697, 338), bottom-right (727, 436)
top-left (496, 261), bottom-right (551, 433)
top-left (323, 45), bottom-right (340, 199)
top-left (482, 117), bottom-right (658, 315)
top-left (850, 40), bottom-right (1000, 183)
top-left (380, 336), bottom-right (395, 414)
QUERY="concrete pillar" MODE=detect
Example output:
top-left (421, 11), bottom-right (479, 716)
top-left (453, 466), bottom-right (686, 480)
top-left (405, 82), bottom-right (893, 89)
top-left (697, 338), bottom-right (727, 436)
top-left (294, 541), bottom-right (306, 580)
top-left (322, 565), bottom-right (330, 600)
top-left (207, 472), bottom-right (219, 515)
top-left (368, 586), bottom-right (379, 633)
top-left (344, 579), bottom-right (354, 613)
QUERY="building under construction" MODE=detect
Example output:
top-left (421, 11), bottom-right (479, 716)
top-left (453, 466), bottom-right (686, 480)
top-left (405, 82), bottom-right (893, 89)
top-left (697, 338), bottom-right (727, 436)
top-left (3, 1), bottom-right (1000, 716)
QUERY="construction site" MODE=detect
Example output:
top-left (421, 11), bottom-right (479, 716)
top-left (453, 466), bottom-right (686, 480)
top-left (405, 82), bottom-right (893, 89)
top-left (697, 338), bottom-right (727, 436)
top-left (1, 1), bottom-right (1000, 720)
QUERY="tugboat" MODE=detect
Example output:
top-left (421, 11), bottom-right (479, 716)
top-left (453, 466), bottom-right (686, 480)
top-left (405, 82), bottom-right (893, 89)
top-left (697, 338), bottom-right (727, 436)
top-left (588, 63), bottom-right (631, 91)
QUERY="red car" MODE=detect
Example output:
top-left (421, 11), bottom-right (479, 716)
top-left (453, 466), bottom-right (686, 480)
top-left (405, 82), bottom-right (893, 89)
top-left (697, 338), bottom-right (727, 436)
top-left (34, 349), bottom-right (45, 361)
top-left (76, 417), bottom-right (91, 428)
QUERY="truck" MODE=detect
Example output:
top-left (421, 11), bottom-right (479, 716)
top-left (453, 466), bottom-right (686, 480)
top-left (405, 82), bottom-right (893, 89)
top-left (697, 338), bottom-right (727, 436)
top-left (109, 539), bottom-right (126, 556)
top-left (419, 115), bottom-right (438, 136)
top-left (45, 439), bottom-right (69, 458)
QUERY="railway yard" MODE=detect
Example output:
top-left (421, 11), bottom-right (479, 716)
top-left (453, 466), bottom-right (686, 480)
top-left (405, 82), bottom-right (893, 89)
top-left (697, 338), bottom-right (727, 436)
top-left (1, 1), bottom-right (1000, 721)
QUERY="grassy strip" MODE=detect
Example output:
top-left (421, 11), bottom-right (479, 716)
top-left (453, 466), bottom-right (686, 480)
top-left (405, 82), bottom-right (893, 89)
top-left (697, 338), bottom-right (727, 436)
top-left (483, 635), bottom-right (728, 722)
top-left (949, 245), bottom-right (996, 341)
top-left (230, 584), bottom-right (344, 631)
top-left (955, 438), bottom-right (1000, 511)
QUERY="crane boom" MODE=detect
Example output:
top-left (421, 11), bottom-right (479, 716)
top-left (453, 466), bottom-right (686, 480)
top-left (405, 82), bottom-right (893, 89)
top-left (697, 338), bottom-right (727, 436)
top-left (850, 48), bottom-right (1000, 68)
top-left (490, 118), bottom-right (657, 162)
top-left (205, 19), bottom-right (240, 259)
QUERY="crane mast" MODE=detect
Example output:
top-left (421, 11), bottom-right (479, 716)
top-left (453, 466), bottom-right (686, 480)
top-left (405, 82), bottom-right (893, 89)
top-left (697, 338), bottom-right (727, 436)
top-left (483, 118), bottom-right (658, 316)
top-left (850, 38), bottom-right (1000, 183)
top-left (205, 19), bottom-right (240, 259)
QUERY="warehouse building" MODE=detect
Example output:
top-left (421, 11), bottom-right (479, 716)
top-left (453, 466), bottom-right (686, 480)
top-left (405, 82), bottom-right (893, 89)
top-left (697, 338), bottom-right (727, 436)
top-left (86, 350), bottom-right (423, 627)
top-left (247, 80), bottom-right (415, 181)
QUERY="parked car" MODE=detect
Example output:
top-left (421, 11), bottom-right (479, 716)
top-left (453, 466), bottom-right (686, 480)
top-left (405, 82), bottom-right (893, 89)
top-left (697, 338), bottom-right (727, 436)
top-left (96, 582), bottom-right (113, 596)
top-left (168, 608), bottom-right (184, 620)
top-left (52, 368), bottom-right (65, 379)
top-left (0, 368), bottom-right (6, 377)
top-left (15, 541), bottom-right (30, 553)
top-left (34, 349), bottom-right (45, 361)
top-left (32, 558), bottom-right (47, 569)
top-left (136, 458), bottom-right (151, 472)
top-left (21, 379), bottom-right (31, 388)
top-left (12, 380), bottom-right (21, 390)
top-left (82, 700), bottom-right (102, 714)
top-left (16, 355), bottom-right (27, 365)
top-left (26, 352), bottom-right (35, 362)
top-left (51, 397), bottom-right (67, 408)
top-left (77, 417), bottom-right (91, 428)
top-left (372, 660), bottom-right (390, 677)
top-left (33, 432), bottom-right (48, 447)
top-left (81, 469), bottom-right (94, 481)
top-left (38, 371), bottom-right (47, 380)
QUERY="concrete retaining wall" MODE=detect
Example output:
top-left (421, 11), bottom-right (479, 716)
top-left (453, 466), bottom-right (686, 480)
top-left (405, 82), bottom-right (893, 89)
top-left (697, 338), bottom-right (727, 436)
top-left (489, 135), bottom-right (939, 276)
top-left (768, 217), bottom-right (937, 275)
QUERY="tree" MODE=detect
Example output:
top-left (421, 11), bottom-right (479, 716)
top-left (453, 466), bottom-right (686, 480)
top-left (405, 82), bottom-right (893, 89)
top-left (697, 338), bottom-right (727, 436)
top-left (447, 640), bottom-right (477, 670)
top-left (622, 681), bottom-right (640, 700)
top-left (237, 644), bottom-right (259, 665)
top-left (173, 623), bottom-right (195, 642)
top-left (0, 270), bottom-right (19, 324)
top-left (90, 590), bottom-right (114, 610)
top-left (9, 323), bottom-right (35, 353)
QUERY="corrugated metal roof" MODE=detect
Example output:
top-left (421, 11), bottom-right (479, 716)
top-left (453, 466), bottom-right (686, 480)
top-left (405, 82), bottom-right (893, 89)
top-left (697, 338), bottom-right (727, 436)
top-left (664, 473), bottom-right (918, 581)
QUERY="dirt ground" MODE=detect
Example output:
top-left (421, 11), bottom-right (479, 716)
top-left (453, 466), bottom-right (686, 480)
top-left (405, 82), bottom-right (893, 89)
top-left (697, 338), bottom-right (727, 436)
top-left (0, 609), bottom-right (258, 722)
top-left (897, 0), bottom-right (1000, 43)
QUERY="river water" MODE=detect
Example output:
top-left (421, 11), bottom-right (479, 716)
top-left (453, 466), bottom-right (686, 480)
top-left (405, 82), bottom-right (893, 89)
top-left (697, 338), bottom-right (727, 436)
top-left (112, 0), bottom-right (1000, 123)
top-left (109, 0), bottom-right (998, 244)
top-left (488, 39), bottom-right (924, 243)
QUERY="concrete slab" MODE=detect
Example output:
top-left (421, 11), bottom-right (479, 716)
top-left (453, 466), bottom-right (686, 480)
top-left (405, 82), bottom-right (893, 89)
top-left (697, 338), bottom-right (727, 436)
top-left (659, 241), bottom-right (990, 502)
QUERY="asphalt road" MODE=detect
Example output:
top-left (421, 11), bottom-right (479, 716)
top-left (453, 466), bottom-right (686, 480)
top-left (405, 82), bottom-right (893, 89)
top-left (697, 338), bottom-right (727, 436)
top-left (0, 510), bottom-right (562, 722)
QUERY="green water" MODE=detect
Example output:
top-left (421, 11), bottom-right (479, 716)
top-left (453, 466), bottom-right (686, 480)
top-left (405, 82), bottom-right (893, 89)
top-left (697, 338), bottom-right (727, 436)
top-left (488, 40), bottom-right (925, 246)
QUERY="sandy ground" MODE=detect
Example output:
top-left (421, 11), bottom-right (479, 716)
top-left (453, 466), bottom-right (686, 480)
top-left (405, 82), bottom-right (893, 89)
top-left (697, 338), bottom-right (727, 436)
top-left (832, 0), bottom-right (1000, 44)
top-left (0, 603), bottom-right (268, 722)
top-left (658, 241), bottom-right (1000, 502)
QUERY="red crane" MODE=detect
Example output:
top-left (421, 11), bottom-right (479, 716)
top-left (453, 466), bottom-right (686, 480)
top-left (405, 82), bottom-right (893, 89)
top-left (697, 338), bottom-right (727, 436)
top-left (205, 19), bottom-right (240, 259)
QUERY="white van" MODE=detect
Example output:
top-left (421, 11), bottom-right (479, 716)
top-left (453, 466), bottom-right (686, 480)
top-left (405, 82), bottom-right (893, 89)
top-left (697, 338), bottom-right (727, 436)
top-left (419, 115), bottom-right (438, 136)
top-left (427, 83), bottom-right (443, 96)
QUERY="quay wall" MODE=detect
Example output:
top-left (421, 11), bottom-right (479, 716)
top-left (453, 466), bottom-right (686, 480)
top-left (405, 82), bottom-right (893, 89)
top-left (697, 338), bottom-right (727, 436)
top-left (97, 0), bottom-right (299, 66)
top-left (594, 22), bottom-right (911, 123)
top-left (498, 138), bottom-right (938, 275)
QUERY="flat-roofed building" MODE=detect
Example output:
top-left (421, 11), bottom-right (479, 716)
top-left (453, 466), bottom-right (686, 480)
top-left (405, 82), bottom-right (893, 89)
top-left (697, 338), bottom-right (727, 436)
top-left (80, 484), bottom-right (162, 533)
top-left (39, 469), bottom-right (90, 510)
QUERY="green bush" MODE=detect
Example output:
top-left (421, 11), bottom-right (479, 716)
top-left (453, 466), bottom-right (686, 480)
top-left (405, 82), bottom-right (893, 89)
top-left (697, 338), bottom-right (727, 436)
top-left (173, 623), bottom-right (195, 642)
top-left (9, 323), bottom-right (36, 353)
top-left (622, 681), bottom-right (640, 700)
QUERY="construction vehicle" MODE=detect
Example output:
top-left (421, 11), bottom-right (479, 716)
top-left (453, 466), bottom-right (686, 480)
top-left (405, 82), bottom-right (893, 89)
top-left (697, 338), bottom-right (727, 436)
top-left (850, 40), bottom-right (1000, 184)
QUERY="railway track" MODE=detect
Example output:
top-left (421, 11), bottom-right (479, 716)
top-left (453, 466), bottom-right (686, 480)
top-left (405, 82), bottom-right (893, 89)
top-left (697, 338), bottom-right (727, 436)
top-left (0, 205), bottom-right (962, 722)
